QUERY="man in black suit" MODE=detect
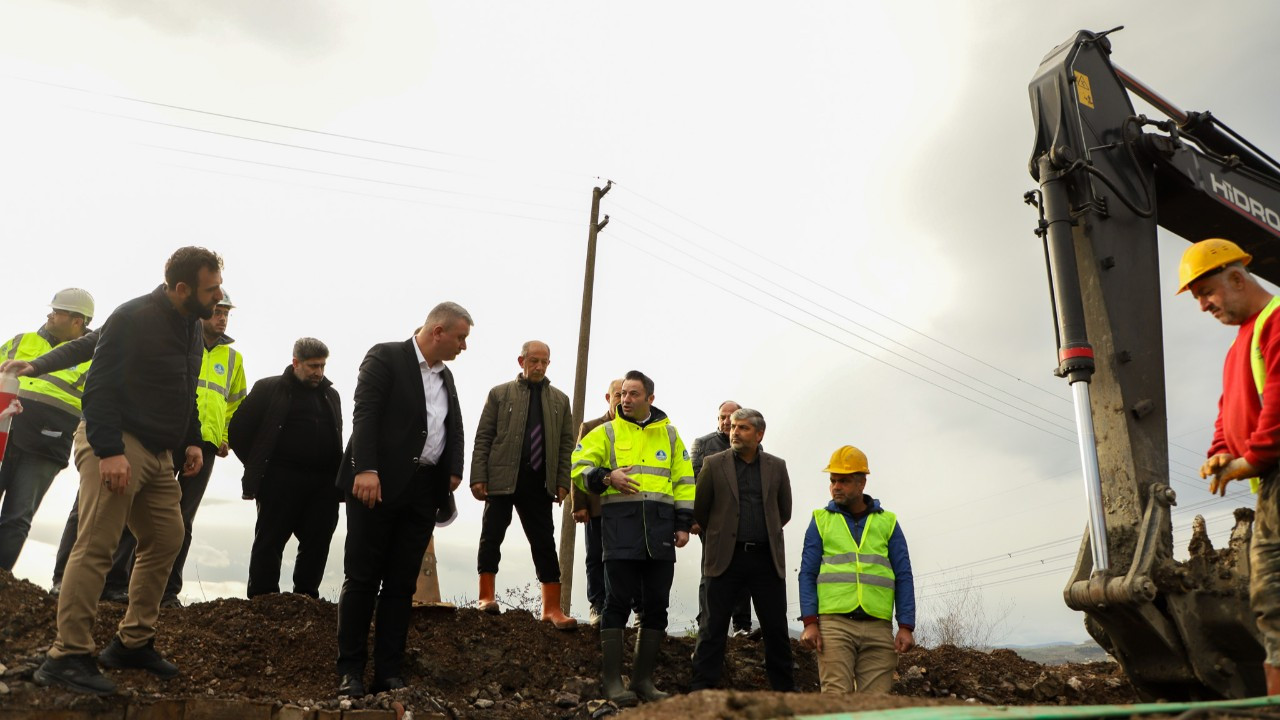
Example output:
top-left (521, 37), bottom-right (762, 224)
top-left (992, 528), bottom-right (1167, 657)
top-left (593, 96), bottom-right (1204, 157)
top-left (335, 302), bottom-right (472, 697)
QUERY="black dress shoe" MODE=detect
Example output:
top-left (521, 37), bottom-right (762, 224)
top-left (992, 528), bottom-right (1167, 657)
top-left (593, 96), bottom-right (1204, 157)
top-left (34, 654), bottom-right (116, 696)
top-left (338, 673), bottom-right (366, 697)
top-left (98, 636), bottom-right (179, 679)
top-left (371, 676), bottom-right (406, 693)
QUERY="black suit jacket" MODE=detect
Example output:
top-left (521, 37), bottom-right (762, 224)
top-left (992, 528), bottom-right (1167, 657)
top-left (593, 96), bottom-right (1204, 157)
top-left (337, 339), bottom-right (464, 503)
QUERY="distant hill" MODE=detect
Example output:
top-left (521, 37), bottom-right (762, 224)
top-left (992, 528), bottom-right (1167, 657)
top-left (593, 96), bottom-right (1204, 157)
top-left (1001, 640), bottom-right (1110, 665)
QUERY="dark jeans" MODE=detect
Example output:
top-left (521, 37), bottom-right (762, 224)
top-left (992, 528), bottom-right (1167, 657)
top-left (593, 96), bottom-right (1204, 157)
top-left (0, 448), bottom-right (65, 571)
top-left (54, 447), bottom-right (215, 599)
top-left (602, 558), bottom-right (673, 631)
top-left (247, 466), bottom-right (340, 598)
top-left (691, 547), bottom-right (794, 691)
top-left (336, 465), bottom-right (444, 681)
top-left (584, 515), bottom-right (605, 611)
top-left (476, 473), bottom-right (559, 582)
top-left (697, 534), bottom-right (752, 632)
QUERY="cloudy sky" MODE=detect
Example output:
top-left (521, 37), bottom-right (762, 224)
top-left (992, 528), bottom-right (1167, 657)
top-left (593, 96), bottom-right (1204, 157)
top-left (3, 0), bottom-right (1279, 648)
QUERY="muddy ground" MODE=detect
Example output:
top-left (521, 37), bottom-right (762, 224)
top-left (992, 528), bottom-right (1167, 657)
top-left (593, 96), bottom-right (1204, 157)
top-left (0, 569), bottom-right (1138, 718)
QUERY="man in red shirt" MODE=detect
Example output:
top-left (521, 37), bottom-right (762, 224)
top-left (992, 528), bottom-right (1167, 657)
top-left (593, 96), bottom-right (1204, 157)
top-left (1182, 237), bottom-right (1280, 694)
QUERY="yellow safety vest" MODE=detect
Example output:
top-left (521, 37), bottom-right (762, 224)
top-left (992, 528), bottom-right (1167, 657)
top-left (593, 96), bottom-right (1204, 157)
top-left (1247, 296), bottom-right (1280, 493)
top-left (571, 413), bottom-right (695, 512)
top-left (814, 508), bottom-right (897, 620)
top-left (0, 331), bottom-right (90, 417)
top-left (196, 342), bottom-right (247, 446)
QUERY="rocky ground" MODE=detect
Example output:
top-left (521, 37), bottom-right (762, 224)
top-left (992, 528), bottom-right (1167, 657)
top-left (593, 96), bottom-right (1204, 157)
top-left (0, 569), bottom-right (1139, 718)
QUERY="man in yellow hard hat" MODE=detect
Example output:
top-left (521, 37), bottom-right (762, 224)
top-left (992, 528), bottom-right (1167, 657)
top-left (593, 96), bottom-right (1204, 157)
top-left (1180, 237), bottom-right (1280, 693)
top-left (797, 445), bottom-right (915, 694)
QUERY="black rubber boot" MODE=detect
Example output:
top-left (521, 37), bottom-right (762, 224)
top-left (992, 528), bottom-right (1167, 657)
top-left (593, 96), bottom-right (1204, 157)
top-left (599, 628), bottom-right (637, 707)
top-left (631, 628), bottom-right (669, 702)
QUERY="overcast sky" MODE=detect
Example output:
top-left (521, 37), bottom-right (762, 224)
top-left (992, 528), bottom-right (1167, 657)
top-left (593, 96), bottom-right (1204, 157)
top-left (3, 0), bottom-right (1280, 647)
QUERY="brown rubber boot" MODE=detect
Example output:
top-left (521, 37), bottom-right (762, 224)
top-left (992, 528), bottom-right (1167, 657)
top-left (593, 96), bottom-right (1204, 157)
top-left (540, 583), bottom-right (578, 630)
top-left (476, 573), bottom-right (499, 614)
top-left (1266, 662), bottom-right (1280, 695)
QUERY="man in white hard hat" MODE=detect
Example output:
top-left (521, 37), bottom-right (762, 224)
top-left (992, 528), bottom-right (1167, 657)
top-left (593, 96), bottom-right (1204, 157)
top-left (798, 445), bottom-right (915, 695)
top-left (1178, 237), bottom-right (1280, 694)
top-left (0, 288), bottom-right (95, 571)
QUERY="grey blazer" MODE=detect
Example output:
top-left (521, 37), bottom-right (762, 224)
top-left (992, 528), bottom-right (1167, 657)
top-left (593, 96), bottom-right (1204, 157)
top-left (693, 448), bottom-right (792, 579)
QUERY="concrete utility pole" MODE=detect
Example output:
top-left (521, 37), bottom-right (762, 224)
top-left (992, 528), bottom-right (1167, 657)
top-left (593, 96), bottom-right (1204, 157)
top-left (557, 180), bottom-right (611, 613)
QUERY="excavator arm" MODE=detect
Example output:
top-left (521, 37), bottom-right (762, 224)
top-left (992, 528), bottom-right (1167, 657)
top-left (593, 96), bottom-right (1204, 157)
top-left (1027, 28), bottom-right (1280, 700)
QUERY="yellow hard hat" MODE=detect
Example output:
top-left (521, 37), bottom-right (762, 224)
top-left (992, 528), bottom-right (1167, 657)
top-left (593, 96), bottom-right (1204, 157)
top-left (823, 445), bottom-right (869, 474)
top-left (1176, 238), bottom-right (1251, 294)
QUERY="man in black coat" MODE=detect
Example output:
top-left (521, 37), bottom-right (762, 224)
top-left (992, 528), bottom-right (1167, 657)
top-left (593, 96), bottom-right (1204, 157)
top-left (230, 337), bottom-right (343, 599)
top-left (335, 302), bottom-right (471, 697)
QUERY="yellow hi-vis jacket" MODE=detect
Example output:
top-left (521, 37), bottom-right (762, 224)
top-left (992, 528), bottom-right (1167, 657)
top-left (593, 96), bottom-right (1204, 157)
top-left (2, 330), bottom-right (90, 418)
top-left (814, 507), bottom-right (897, 620)
top-left (572, 406), bottom-right (694, 562)
top-left (196, 337), bottom-right (247, 447)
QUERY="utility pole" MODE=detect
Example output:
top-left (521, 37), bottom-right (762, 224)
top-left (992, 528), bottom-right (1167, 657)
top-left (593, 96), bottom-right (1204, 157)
top-left (557, 180), bottom-right (611, 613)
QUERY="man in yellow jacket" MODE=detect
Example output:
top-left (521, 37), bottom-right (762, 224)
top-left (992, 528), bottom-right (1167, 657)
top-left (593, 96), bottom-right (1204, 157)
top-left (0, 288), bottom-right (94, 571)
top-left (572, 369), bottom-right (694, 706)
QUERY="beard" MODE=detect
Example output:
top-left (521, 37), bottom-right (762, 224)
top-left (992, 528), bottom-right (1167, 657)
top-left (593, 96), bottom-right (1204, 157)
top-left (184, 293), bottom-right (215, 320)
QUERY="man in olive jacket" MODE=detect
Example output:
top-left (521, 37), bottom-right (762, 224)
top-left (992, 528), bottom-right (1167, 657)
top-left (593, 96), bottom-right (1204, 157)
top-left (469, 340), bottom-right (576, 629)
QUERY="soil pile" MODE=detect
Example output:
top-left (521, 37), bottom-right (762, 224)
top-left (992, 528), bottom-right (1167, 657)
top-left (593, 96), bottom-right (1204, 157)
top-left (0, 569), bottom-right (1137, 718)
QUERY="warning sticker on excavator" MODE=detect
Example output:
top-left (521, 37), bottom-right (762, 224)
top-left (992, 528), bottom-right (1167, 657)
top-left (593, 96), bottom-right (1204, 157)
top-left (1074, 70), bottom-right (1094, 108)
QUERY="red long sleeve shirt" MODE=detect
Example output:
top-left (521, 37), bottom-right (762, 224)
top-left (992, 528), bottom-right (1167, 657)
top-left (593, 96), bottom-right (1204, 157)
top-left (1210, 305), bottom-right (1280, 470)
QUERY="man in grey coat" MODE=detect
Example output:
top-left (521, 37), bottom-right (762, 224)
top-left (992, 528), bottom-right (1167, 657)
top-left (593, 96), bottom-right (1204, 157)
top-left (469, 340), bottom-right (576, 629)
top-left (690, 407), bottom-right (794, 691)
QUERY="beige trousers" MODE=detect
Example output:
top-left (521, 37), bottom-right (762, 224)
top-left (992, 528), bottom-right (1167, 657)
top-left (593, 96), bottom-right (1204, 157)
top-left (816, 615), bottom-right (897, 694)
top-left (50, 425), bottom-right (183, 657)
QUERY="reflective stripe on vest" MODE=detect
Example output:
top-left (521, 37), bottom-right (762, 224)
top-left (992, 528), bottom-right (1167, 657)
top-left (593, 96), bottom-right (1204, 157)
top-left (1247, 296), bottom-right (1280, 493)
top-left (1, 332), bottom-right (90, 418)
top-left (814, 508), bottom-right (897, 620)
top-left (196, 344), bottom-right (246, 446)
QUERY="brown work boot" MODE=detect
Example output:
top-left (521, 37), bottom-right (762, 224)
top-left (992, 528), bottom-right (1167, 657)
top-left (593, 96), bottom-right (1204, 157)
top-left (1266, 662), bottom-right (1280, 695)
top-left (476, 573), bottom-right (499, 614)
top-left (540, 583), bottom-right (578, 630)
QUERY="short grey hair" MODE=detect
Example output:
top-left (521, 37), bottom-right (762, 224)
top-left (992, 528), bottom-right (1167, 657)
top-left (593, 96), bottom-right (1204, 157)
top-left (718, 400), bottom-right (741, 412)
top-left (730, 407), bottom-right (765, 432)
top-left (424, 301), bottom-right (474, 331)
top-left (293, 337), bottom-right (329, 361)
top-left (521, 340), bottom-right (549, 356)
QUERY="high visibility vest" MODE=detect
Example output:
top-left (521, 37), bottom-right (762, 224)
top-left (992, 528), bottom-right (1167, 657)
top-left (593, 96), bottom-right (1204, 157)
top-left (571, 413), bottom-right (695, 512)
top-left (0, 332), bottom-right (90, 418)
top-left (196, 342), bottom-right (247, 446)
top-left (1248, 296), bottom-right (1280, 493)
top-left (814, 508), bottom-right (897, 620)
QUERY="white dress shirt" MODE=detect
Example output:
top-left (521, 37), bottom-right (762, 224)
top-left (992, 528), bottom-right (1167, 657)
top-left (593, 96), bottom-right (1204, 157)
top-left (413, 338), bottom-right (448, 465)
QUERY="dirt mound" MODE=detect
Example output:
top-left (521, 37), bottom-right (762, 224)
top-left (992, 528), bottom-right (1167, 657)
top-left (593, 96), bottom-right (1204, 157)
top-left (0, 569), bottom-right (1137, 718)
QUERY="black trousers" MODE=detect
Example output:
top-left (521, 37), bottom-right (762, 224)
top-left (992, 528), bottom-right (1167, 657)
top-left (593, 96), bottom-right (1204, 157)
top-left (602, 558), bottom-right (673, 631)
top-left (697, 534), bottom-right (752, 631)
top-left (336, 465), bottom-right (444, 680)
top-left (691, 547), bottom-right (795, 691)
top-left (53, 446), bottom-right (216, 599)
top-left (247, 466), bottom-right (340, 598)
top-left (584, 515), bottom-right (605, 611)
top-left (476, 472), bottom-right (559, 582)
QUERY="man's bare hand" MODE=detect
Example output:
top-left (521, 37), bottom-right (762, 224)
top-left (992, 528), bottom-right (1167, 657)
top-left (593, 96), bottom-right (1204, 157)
top-left (674, 530), bottom-right (689, 548)
top-left (607, 467), bottom-right (639, 494)
top-left (100, 455), bottom-right (131, 495)
top-left (182, 445), bottom-right (203, 477)
top-left (556, 486), bottom-right (569, 505)
top-left (802, 623), bottom-right (823, 652)
top-left (895, 627), bottom-right (915, 653)
top-left (0, 360), bottom-right (36, 377)
top-left (449, 474), bottom-right (462, 492)
top-left (572, 509), bottom-right (589, 524)
top-left (217, 441), bottom-right (229, 458)
top-left (470, 482), bottom-right (487, 501)
top-left (690, 522), bottom-right (702, 536)
top-left (353, 471), bottom-right (382, 509)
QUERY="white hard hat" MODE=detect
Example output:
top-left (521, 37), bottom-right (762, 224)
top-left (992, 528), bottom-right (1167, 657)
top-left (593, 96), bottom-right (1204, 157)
top-left (50, 288), bottom-right (95, 319)
top-left (217, 290), bottom-right (235, 309)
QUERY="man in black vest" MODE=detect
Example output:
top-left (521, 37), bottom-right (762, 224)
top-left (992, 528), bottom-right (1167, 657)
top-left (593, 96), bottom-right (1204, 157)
top-left (335, 302), bottom-right (471, 697)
